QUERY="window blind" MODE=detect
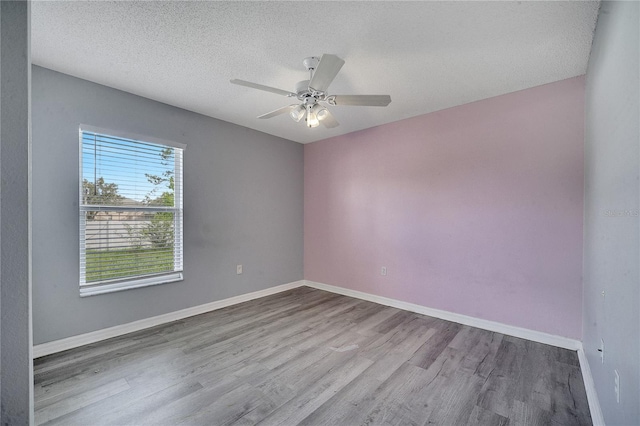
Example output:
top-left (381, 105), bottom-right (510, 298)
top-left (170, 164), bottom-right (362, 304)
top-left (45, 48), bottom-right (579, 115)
top-left (79, 128), bottom-right (184, 296)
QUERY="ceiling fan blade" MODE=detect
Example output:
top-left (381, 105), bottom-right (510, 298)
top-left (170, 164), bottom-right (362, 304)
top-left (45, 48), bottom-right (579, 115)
top-left (230, 79), bottom-right (296, 97)
top-left (257, 105), bottom-right (296, 119)
top-left (320, 110), bottom-right (339, 128)
top-left (309, 54), bottom-right (345, 93)
top-left (330, 95), bottom-right (391, 107)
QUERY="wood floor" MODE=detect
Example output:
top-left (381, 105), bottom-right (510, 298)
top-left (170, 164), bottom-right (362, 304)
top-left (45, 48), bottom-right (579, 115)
top-left (34, 287), bottom-right (592, 425)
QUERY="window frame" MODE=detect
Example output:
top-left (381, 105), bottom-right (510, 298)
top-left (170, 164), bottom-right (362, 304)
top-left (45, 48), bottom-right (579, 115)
top-left (78, 125), bottom-right (185, 297)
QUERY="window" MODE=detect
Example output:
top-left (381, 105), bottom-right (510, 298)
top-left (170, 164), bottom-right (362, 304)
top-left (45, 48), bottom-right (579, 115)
top-left (79, 126), bottom-right (184, 296)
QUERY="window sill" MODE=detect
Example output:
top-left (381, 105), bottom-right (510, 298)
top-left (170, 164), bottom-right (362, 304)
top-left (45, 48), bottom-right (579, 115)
top-left (79, 272), bottom-right (183, 297)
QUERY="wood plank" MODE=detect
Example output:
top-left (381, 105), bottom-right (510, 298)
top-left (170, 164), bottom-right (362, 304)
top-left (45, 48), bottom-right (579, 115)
top-left (407, 321), bottom-right (461, 370)
top-left (36, 378), bottom-right (129, 425)
top-left (257, 355), bottom-right (374, 425)
top-left (423, 371), bottom-right (488, 425)
top-left (510, 399), bottom-right (552, 426)
top-left (44, 381), bottom-right (203, 426)
top-left (468, 405), bottom-right (509, 426)
top-left (297, 324), bottom-right (437, 424)
top-left (475, 336), bottom-right (525, 417)
top-left (548, 361), bottom-right (592, 425)
top-left (359, 362), bottom-right (441, 426)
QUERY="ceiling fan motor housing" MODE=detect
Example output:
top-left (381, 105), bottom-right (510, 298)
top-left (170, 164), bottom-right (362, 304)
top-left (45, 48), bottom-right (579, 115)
top-left (295, 80), bottom-right (311, 96)
top-left (302, 56), bottom-right (320, 72)
top-left (295, 80), bottom-right (325, 106)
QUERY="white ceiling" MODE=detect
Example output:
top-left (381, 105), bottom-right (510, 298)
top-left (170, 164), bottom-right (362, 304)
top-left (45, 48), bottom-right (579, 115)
top-left (31, 1), bottom-right (599, 144)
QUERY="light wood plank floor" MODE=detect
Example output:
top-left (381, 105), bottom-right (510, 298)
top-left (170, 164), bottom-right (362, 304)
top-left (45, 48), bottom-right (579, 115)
top-left (34, 287), bottom-right (592, 425)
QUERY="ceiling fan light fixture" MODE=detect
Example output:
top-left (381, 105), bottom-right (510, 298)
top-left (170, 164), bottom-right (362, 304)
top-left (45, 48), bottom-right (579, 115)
top-left (306, 115), bottom-right (320, 128)
top-left (311, 104), bottom-right (329, 121)
top-left (306, 106), bottom-right (320, 127)
top-left (290, 104), bottom-right (306, 122)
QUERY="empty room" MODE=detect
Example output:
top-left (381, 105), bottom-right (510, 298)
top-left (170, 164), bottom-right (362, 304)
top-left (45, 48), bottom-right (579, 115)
top-left (0, 1), bottom-right (638, 425)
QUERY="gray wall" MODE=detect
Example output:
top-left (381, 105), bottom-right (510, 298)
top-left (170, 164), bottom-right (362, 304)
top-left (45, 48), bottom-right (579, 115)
top-left (32, 66), bottom-right (303, 345)
top-left (584, 1), bottom-right (639, 424)
top-left (1, 1), bottom-right (32, 424)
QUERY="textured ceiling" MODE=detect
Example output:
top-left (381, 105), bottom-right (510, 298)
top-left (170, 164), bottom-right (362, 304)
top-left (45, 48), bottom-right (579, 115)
top-left (31, 1), bottom-right (599, 144)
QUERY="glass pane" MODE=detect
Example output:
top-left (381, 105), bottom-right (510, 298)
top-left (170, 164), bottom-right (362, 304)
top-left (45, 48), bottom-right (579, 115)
top-left (84, 210), bottom-right (176, 283)
top-left (82, 133), bottom-right (176, 208)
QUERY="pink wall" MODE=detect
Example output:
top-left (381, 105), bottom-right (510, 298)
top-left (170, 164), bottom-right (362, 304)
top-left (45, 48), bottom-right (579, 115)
top-left (304, 76), bottom-right (585, 339)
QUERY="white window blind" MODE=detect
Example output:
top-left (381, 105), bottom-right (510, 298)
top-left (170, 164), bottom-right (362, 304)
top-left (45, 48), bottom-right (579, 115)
top-left (79, 127), bottom-right (184, 296)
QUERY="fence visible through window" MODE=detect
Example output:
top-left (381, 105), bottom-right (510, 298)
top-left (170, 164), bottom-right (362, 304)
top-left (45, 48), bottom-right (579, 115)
top-left (79, 126), bottom-right (184, 296)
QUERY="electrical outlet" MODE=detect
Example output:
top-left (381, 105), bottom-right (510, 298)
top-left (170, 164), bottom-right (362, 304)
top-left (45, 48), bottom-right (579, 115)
top-left (614, 369), bottom-right (620, 403)
top-left (599, 339), bottom-right (604, 364)
top-left (236, 264), bottom-right (242, 275)
top-left (381, 267), bottom-right (387, 276)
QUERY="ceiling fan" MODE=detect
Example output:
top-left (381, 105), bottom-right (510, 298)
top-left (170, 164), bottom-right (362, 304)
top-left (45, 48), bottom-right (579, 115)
top-left (230, 54), bottom-right (391, 129)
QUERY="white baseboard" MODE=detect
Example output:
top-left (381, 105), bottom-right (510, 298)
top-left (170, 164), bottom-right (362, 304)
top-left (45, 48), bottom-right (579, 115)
top-left (34, 278), bottom-right (602, 424)
top-left (34, 277), bottom-right (582, 356)
top-left (308, 278), bottom-right (601, 423)
top-left (33, 280), bottom-right (305, 358)
top-left (304, 280), bottom-right (582, 351)
top-left (577, 346), bottom-right (605, 426)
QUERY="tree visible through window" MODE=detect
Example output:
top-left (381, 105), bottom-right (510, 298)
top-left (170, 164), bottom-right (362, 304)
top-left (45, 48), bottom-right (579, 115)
top-left (79, 127), bottom-right (184, 296)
